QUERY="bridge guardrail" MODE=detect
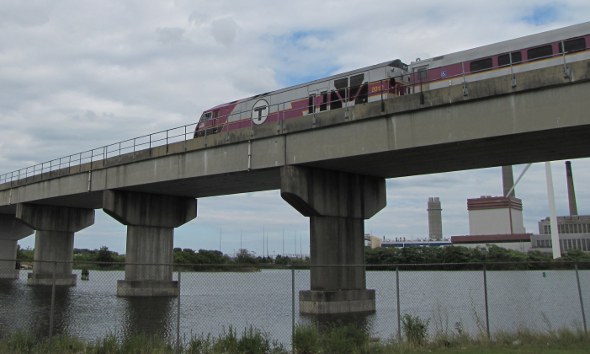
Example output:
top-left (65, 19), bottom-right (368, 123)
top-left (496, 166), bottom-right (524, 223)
top-left (0, 50), bottom-right (582, 186)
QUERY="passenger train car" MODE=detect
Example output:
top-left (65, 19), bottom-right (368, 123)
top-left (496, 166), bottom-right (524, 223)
top-left (194, 21), bottom-right (590, 137)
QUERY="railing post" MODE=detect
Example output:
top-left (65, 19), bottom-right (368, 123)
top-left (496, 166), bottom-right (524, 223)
top-left (396, 267), bottom-right (401, 341)
top-left (575, 264), bottom-right (588, 333)
top-left (49, 261), bottom-right (57, 338)
top-left (176, 270), bottom-right (181, 353)
top-left (483, 264), bottom-right (490, 339)
top-left (291, 267), bottom-right (295, 354)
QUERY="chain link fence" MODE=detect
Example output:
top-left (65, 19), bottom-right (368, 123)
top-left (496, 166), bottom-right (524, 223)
top-left (0, 261), bottom-right (588, 350)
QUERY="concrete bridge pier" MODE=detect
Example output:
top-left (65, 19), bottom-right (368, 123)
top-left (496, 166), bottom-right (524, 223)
top-left (102, 190), bottom-right (197, 297)
top-left (0, 214), bottom-right (34, 279)
top-left (16, 204), bottom-right (95, 286)
top-left (280, 166), bottom-right (386, 314)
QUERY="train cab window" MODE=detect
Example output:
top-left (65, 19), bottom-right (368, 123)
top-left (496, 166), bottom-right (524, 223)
top-left (469, 57), bottom-right (493, 72)
top-left (201, 111), bottom-right (212, 121)
top-left (527, 45), bottom-right (553, 60)
top-left (558, 37), bottom-right (587, 53)
top-left (498, 51), bottom-right (522, 66)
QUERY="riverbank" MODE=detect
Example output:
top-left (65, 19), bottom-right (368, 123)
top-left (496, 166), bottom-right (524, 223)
top-left (1, 326), bottom-right (588, 354)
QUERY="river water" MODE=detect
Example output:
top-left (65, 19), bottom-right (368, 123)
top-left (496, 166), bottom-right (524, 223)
top-left (0, 268), bottom-right (588, 346)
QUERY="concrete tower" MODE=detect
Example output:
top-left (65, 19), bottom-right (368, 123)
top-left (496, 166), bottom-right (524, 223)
top-left (565, 161), bottom-right (578, 216)
top-left (428, 197), bottom-right (443, 241)
top-left (502, 166), bottom-right (515, 197)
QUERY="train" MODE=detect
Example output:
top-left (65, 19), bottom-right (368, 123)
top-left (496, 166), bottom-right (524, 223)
top-left (194, 21), bottom-right (590, 138)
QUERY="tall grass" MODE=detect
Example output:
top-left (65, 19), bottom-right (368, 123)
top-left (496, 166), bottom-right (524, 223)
top-left (0, 324), bottom-right (588, 353)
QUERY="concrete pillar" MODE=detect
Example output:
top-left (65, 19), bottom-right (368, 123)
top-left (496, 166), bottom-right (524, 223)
top-left (102, 190), bottom-right (197, 297)
top-left (16, 204), bottom-right (95, 286)
top-left (280, 166), bottom-right (386, 314)
top-left (0, 214), bottom-right (34, 279)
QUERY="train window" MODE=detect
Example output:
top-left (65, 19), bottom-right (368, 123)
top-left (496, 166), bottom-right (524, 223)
top-left (498, 51), bottom-right (522, 66)
top-left (333, 78), bottom-right (348, 108)
top-left (320, 92), bottom-right (328, 111)
top-left (469, 57), bottom-right (493, 72)
top-left (349, 74), bottom-right (365, 102)
top-left (308, 95), bottom-right (314, 114)
top-left (330, 91), bottom-right (342, 110)
top-left (558, 37), bottom-right (587, 53)
top-left (355, 84), bottom-right (368, 104)
top-left (334, 77), bottom-right (348, 90)
top-left (527, 45), bottom-right (553, 60)
top-left (201, 112), bottom-right (212, 121)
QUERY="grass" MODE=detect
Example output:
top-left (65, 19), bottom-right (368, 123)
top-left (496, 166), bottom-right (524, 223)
top-left (0, 326), bottom-right (588, 353)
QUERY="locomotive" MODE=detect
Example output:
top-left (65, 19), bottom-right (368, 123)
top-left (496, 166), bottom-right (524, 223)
top-left (194, 21), bottom-right (590, 138)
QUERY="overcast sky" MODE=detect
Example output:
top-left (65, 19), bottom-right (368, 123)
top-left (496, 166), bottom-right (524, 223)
top-left (2, 1), bottom-right (589, 256)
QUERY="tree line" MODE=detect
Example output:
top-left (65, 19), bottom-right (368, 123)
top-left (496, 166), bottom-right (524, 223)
top-left (16, 246), bottom-right (310, 270)
top-left (16, 244), bottom-right (590, 270)
top-left (365, 244), bottom-right (590, 270)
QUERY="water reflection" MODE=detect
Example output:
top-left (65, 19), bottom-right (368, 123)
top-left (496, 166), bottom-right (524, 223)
top-left (0, 280), bottom-right (18, 337)
top-left (29, 285), bottom-right (73, 338)
top-left (122, 297), bottom-right (174, 340)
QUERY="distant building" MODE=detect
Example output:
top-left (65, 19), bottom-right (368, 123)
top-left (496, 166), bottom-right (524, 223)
top-left (451, 234), bottom-right (532, 252)
top-left (449, 195), bottom-right (531, 252)
top-left (381, 239), bottom-right (451, 248)
top-left (428, 197), bottom-right (443, 241)
top-left (530, 161), bottom-right (590, 254)
top-left (531, 215), bottom-right (590, 253)
top-left (467, 196), bottom-right (525, 235)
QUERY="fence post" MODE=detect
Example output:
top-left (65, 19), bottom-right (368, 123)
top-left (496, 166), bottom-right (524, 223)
top-left (575, 264), bottom-right (588, 333)
top-left (176, 270), bottom-right (181, 353)
top-left (483, 264), bottom-right (490, 339)
top-left (49, 261), bottom-right (57, 338)
top-left (396, 267), bottom-right (401, 341)
top-left (291, 267), bottom-right (295, 354)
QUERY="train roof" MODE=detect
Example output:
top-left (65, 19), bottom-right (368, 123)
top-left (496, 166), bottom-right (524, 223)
top-left (204, 58), bottom-right (407, 111)
top-left (411, 21), bottom-right (590, 68)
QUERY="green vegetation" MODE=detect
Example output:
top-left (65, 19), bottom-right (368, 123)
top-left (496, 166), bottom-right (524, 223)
top-left (1, 325), bottom-right (588, 354)
top-left (365, 244), bottom-right (590, 269)
top-left (17, 243), bottom-right (590, 271)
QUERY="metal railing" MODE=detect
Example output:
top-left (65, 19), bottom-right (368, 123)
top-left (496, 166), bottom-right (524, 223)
top-left (1, 51), bottom-right (583, 186)
top-left (0, 260), bottom-right (588, 350)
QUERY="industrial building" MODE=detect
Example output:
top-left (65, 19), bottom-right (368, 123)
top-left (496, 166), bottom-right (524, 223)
top-left (372, 161), bottom-right (589, 255)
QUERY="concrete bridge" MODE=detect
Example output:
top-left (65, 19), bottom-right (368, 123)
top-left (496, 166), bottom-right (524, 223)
top-left (1, 60), bottom-right (590, 314)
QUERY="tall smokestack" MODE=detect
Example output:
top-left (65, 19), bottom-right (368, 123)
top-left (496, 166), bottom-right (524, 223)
top-left (502, 166), bottom-right (515, 197)
top-left (565, 161), bottom-right (578, 216)
top-left (428, 197), bottom-right (442, 241)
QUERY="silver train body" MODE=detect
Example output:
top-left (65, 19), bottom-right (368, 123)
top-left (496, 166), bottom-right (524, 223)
top-left (195, 21), bottom-right (590, 137)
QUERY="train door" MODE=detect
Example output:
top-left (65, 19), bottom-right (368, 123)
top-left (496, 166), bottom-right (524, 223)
top-left (329, 73), bottom-right (367, 110)
top-left (411, 65), bottom-right (428, 93)
top-left (349, 73), bottom-right (367, 105)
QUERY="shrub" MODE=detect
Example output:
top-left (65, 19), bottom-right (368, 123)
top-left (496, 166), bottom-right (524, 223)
top-left (402, 314), bottom-right (429, 346)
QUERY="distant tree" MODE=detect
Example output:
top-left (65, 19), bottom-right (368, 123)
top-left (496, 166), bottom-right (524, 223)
top-left (236, 249), bottom-right (257, 264)
top-left (16, 246), bottom-right (33, 262)
top-left (95, 246), bottom-right (116, 267)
